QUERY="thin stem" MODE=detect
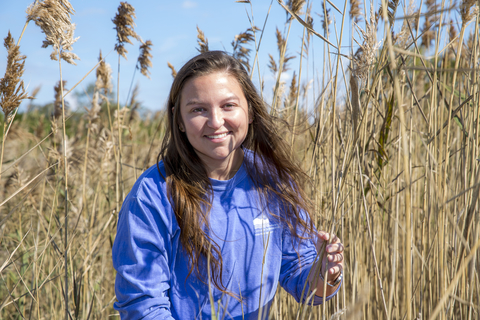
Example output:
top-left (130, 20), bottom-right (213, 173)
top-left (58, 56), bottom-right (69, 320)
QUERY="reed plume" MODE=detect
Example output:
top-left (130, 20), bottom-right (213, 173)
top-left (448, 20), bottom-right (459, 61)
top-left (138, 40), bottom-right (153, 79)
top-left (167, 62), bottom-right (177, 78)
top-left (378, 0), bottom-right (400, 26)
top-left (85, 91), bottom-right (101, 133)
top-left (26, 0), bottom-right (79, 64)
top-left (395, 1), bottom-right (415, 49)
top-left (268, 54), bottom-right (278, 74)
top-left (421, 0), bottom-right (438, 49)
top-left (460, 0), bottom-right (477, 25)
top-left (275, 27), bottom-right (295, 71)
top-left (53, 80), bottom-right (67, 119)
top-left (231, 27), bottom-right (258, 72)
top-left (353, 4), bottom-right (380, 80)
top-left (319, 2), bottom-right (332, 36)
top-left (350, 0), bottom-right (362, 23)
top-left (95, 50), bottom-right (112, 95)
top-left (196, 25), bottom-right (209, 53)
top-left (286, 0), bottom-right (305, 21)
top-left (0, 31), bottom-right (28, 123)
top-left (112, 2), bottom-right (141, 59)
top-left (285, 70), bottom-right (297, 109)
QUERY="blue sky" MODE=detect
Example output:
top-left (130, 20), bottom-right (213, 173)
top-left (0, 0), bottom-right (352, 113)
top-left (0, 0), bottom-right (466, 114)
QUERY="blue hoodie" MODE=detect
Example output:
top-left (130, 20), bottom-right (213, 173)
top-left (112, 151), bottom-right (341, 319)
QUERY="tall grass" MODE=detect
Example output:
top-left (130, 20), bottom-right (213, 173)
top-left (1, 0), bottom-right (479, 319)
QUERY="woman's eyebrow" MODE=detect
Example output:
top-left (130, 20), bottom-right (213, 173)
top-left (185, 99), bottom-right (202, 106)
top-left (184, 95), bottom-right (241, 107)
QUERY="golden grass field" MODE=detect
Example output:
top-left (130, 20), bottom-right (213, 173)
top-left (1, 0), bottom-right (479, 319)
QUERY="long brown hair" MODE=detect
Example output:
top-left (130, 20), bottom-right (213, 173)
top-left (157, 51), bottom-right (315, 294)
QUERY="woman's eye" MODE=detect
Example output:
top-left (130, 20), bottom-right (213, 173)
top-left (192, 107), bottom-right (204, 113)
top-left (224, 104), bottom-right (235, 109)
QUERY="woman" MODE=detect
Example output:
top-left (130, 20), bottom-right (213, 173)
top-left (112, 51), bottom-right (344, 320)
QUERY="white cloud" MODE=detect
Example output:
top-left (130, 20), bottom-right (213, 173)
top-left (182, 1), bottom-right (198, 9)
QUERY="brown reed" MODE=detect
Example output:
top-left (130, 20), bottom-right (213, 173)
top-left (95, 51), bottom-right (112, 95)
top-left (112, 1), bottom-right (141, 60)
top-left (349, 0), bottom-right (362, 23)
top-left (421, 0), bottom-right (438, 49)
top-left (0, 32), bottom-right (28, 123)
top-left (138, 40), bottom-right (153, 79)
top-left (26, 0), bottom-right (79, 64)
top-left (231, 27), bottom-right (258, 73)
top-left (196, 25), bottom-right (209, 53)
top-left (167, 62), bottom-right (177, 78)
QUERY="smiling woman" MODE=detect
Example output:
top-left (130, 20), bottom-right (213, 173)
top-left (112, 51), bottom-right (344, 320)
top-left (179, 72), bottom-right (252, 180)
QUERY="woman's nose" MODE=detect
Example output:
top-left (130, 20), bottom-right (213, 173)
top-left (207, 108), bottom-right (224, 129)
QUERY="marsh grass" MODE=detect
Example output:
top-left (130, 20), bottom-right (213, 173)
top-left (1, 0), bottom-right (480, 319)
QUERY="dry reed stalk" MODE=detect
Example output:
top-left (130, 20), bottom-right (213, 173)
top-left (112, 1), bottom-right (140, 212)
top-left (26, 1), bottom-right (79, 317)
top-left (380, 0), bottom-right (413, 318)
top-left (271, 26), bottom-right (296, 115)
top-left (289, 7), bottom-right (310, 152)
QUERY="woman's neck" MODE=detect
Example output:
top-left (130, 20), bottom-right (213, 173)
top-left (203, 148), bottom-right (244, 180)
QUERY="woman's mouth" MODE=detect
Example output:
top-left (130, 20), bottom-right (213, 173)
top-left (206, 132), bottom-right (229, 139)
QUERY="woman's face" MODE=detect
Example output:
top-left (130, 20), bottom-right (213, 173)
top-left (179, 71), bottom-right (252, 176)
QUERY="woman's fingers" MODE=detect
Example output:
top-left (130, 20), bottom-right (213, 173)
top-left (327, 264), bottom-right (343, 276)
top-left (317, 231), bottom-right (330, 241)
top-left (327, 253), bottom-right (344, 263)
top-left (326, 242), bottom-right (344, 254)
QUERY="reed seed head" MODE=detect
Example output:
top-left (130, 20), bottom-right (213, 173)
top-left (231, 27), bottom-right (258, 73)
top-left (352, 4), bottom-right (380, 80)
top-left (268, 54), bottom-right (278, 74)
top-left (421, 0), bottom-right (438, 49)
top-left (319, 2), bottom-right (332, 36)
top-left (26, 0), bottom-right (80, 65)
top-left (286, 0), bottom-right (305, 20)
top-left (95, 51), bottom-right (113, 95)
top-left (196, 26), bottom-right (209, 53)
top-left (138, 40), bottom-right (153, 79)
top-left (460, 0), bottom-right (477, 25)
top-left (85, 91), bottom-right (101, 132)
top-left (0, 31), bottom-right (29, 123)
top-left (275, 27), bottom-right (295, 71)
top-left (113, 2), bottom-right (141, 59)
top-left (286, 70), bottom-right (297, 108)
top-left (53, 80), bottom-right (67, 119)
top-left (350, 0), bottom-right (362, 23)
top-left (167, 62), bottom-right (177, 79)
top-left (378, 0), bottom-right (400, 26)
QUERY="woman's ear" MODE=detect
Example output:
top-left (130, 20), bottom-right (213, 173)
top-left (179, 124), bottom-right (185, 132)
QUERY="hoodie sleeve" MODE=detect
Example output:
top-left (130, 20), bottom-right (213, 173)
top-left (278, 223), bottom-right (341, 306)
top-left (112, 195), bottom-right (176, 320)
